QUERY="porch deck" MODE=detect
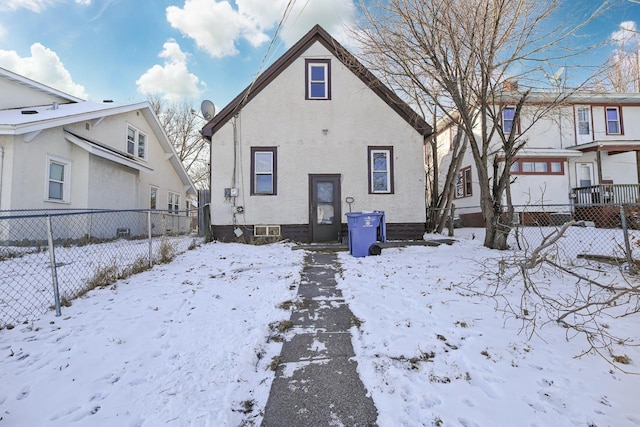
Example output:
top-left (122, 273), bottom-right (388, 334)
top-left (571, 184), bottom-right (640, 205)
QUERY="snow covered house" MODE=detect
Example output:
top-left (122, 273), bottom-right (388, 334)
top-left (201, 25), bottom-right (432, 243)
top-left (434, 90), bottom-right (640, 227)
top-left (0, 67), bottom-right (196, 239)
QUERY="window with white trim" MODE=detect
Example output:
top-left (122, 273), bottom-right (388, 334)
top-left (306, 59), bottom-right (331, 100)
top-left (127, 125), bottom-right (147, 159)
top-left (251, 147), bottom-right (277, 195)
top-left (46, 156), bottom-right (71, 203)
top-left (150, 186), bottom-right (158, 209)
top-left (368, 146), bottom-right (394, 194)
top-left (606, 106), bottom-right (622, 135)
top-left (168, 192), bottom-right (180, 214)
top-left (577, 107), bottom-right (590, 135)
top-left (254, 225), bottom-right (281, 237)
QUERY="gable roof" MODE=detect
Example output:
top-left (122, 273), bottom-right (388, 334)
top-left (0, 66), bottom-right (84, 105)
top-left (201, 25), bottom-right (432, 139)
top-left (0, 98), bottom-right (197, 196)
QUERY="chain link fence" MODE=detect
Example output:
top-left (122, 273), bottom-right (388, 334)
top-left (0, 209), bottom-right (205, 328)
top-left (428, 203), bottom-right (640, 272)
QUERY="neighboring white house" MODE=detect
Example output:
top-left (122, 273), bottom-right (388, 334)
top-left (434, 89), bottom-right (640, 227)
top-left (201, 25), bottom-right (432, 243)
top-left (0, 67), bottom-right (196, 239)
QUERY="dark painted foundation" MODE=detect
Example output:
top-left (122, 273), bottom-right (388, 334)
top-left (211, 222), bottom-right (426, 243)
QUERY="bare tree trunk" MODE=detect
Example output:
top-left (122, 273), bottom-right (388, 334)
top-left (354, 0), bottom-right (609, 249)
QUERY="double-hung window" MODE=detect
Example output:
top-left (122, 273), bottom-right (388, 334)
top-left (502, 107), bottom-right (519, 134)
top-left (306, 59), bottom-right (331, 100)
top-left (251, 147), bottom-right (277, 195)
top-left (150, 186), bottom-right (158, 209)
top-left (368, 146), bottom-right (394, 194)
top-left (455, 166), bottom-right (472, 198)
top-left (127, 125), bottom-right (147, 159)
top-left (577, 106), bottom-right (591, 135)
top-left (168, 192), bottom-right (180, 214)
top-left (606, 106), bottom-right (622, 135)
top-left (45, 155), bottom-right (71, 203)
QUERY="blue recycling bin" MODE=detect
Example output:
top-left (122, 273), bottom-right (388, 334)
top-left (346, 211), bottom-right (386, 257)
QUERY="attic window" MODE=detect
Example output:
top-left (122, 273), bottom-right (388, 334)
top-left (306, 59), bottom-right (331, 100)
top-left (127, 124), bottom-right (147, 159)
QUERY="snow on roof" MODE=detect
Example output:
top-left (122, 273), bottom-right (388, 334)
top-left (0, 100), bottom-right (147, 134)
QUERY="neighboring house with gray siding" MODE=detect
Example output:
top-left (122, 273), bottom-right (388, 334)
top-left (201, 25), bottom-right (432, 243)
top-left (0, 67), bottom-right (196, 240)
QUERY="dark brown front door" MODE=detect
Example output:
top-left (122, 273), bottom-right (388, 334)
top-left (309, 174), bottom-right (341, 242)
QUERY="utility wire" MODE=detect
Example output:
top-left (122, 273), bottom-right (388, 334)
top-left (236, 0), bottom-right (297, 111)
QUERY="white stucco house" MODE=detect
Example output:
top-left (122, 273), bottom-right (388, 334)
top-left (201, 25), bottom-right (432, 243)
top-left (434, 89), bottom-right (640, 227)
top-left (0, 67), bottom-right (196, 238)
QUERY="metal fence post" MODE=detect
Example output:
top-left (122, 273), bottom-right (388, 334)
top-left (148, 210), bottom-right (153, 268)
top-left (620, 205), bottom-right (636, 275)
top-left (45, 215), bottom-right (62, 317)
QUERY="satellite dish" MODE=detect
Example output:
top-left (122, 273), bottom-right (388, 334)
top-left (547, 67), bottom-right (565, 91)
top-left (200, 100), bottom-right (216, 121)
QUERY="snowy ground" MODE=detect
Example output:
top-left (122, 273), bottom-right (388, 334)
top-left (0, 231), bottom-right (639, 426)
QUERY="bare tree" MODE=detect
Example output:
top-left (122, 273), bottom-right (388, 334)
top-left (603, 21), bottom-right (640, 92)
top-left (354, 0), bottom-right (611, 249)
top-left (148, 96), bottom-right (210, 190)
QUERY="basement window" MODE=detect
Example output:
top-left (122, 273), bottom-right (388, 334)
top-left (254, 225), bottom-right (281, 237)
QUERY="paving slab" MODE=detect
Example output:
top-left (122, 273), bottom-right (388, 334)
top-left (262, 251), bottom-right (378, 426)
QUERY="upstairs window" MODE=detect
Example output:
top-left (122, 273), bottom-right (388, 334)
top-left (251, 147), bottom-right (277, 195)
top-left (605, 106), bottom-right (622, 135)
top-left (306, 59), bottom-right (331, 100)
top-left (501, 107), bottom-right (520, 135)
top-left (368, 146), bottom-right (394, 194)
top-left (455, 166), bottom-right (472, 198)
top-left (127, 125), bottom-right (147, 159)
top-left (577, 106), bottom-right (591, 135)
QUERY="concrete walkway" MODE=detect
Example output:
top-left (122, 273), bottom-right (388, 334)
top-left (262, 252), bottom-right (378, 426)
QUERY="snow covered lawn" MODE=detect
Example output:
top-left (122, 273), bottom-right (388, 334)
top-left (338, 230), bottom-right (640, 427)
top-left (0, 234), bottom-right (639, 426)
top-left (0, 242), bottom-right (303, 426)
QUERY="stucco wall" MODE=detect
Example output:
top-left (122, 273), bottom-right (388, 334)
top-left (6, 127), bottom-right (90, 210)
top-left (65, 110), bottom-right (189, 211)
top-left (3, 109), bottom-right (189, 213)
top-left (210, 42), bottom-right (426, 227)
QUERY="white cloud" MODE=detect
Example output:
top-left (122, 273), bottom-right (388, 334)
top-left (611, 21), bottom-right (638, 46)
top-left (75, 0), bottom-right (91, 4)
top-left (279, 0), bottom-right (357, 47)
top-left (0, 43), bottom-right (88, 98)
top-left (0, 24), bottom-right (6, 41)
top-left (0, 0), bottom-right (62, 12)
top-left (167, 0), bottom-right (250, 58)
top-left (136, 40), bottom-right (205, 101)
top-left (166, 0), bottom-right (357, 58)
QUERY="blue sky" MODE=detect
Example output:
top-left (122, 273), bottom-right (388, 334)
top-left (0, 0), bottom-right (638, 110)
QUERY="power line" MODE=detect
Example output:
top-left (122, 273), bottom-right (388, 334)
top-left (236, 0), bottom-right (297, 110)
